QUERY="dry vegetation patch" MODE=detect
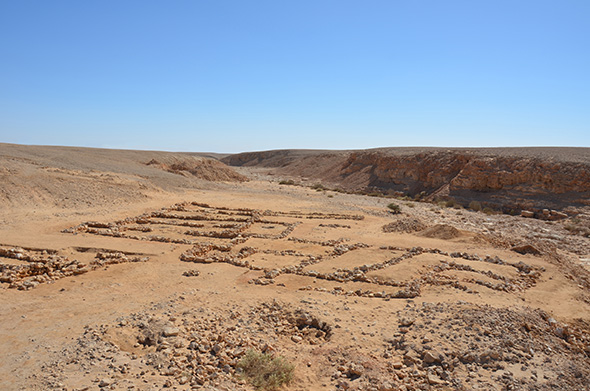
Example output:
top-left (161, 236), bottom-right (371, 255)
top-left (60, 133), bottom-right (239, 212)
top-left (237, 350), bottom-right (294, 390)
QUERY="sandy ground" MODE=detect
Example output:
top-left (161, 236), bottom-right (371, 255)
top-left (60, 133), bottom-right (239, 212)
top-left (1, 146), bottom-right (590, 391)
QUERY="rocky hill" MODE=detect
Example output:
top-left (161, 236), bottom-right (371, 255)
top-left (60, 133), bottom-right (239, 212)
top-left (0, 143), bottom-right (245, 210)
top-left (223, 147), bottom-right (590, 214)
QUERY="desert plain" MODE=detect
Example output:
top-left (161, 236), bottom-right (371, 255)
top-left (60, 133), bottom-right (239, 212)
top-left (1, 143), bottom-right (590, 391)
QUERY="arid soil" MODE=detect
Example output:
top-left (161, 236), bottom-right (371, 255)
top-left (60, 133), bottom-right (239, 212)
top-left (1, 144), bottom-right (590, 391)
top-left (0, 143), bottom-right (238, 210)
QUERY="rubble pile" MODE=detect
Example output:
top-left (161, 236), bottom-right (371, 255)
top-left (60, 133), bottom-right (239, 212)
top-left (382, 218), bottom-right (428, 234)
top-left (38, 300), bottom-right (331, 390)
top-left (377, 302), bottom-right (590, 390)
top-left (36, 299), bottom-right (590, 390)
top-left (0, 247), bottom-right (148, 290)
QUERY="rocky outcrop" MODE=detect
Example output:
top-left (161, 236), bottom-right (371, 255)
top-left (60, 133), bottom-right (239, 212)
top-left (341, 151), bottom-right (590, 211)
top-left (224, 148), bottom-right (590, 212)
top-left (221, 149), bottom-right (315, 168)
top-left (145, 157), bottom-right (247, 182)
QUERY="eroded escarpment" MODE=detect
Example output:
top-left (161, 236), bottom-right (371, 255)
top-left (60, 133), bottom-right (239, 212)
top-left (223, 148), bottom-right (590, 213)
top-left (343, 151), bottom-right (590, 212)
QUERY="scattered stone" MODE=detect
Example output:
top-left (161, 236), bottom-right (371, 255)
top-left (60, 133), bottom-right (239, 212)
top-left (182, 269), bottom-right (200, 277)
top-left (162, 326), bottom-right (180, 337)
top-left (423, 351), bottom-right (440, 364)
top-left (511, 244), bottom-right (542, 255)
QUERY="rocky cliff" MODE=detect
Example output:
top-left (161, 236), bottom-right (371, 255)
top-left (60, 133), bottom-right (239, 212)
top-left (223, 148), bottom-right (590, 213)
top-left (343, 151), bottom-right (590, 211)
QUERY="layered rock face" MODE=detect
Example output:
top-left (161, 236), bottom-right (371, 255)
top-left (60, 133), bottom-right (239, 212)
top-left (224, 148), bottom-right (590, 212)
top-left (343, 151), bottom-right (590, 210)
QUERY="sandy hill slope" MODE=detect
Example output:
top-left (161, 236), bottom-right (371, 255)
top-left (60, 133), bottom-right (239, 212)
top-left (0, 143), bottom-right (245, 210)
top-left (1, 144), bottom-right (590, 391)
top-left (222, 147), bottom-right (590, 213)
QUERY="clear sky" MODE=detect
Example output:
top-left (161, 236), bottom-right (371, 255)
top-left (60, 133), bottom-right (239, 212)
top-left (0, 1), bottom-right (588, 153)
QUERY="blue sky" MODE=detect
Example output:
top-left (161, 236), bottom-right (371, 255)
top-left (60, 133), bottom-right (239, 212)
top-left (0, 1), bottom-right (588, 153)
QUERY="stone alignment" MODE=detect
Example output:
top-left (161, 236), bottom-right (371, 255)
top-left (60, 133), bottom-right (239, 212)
top-left (0, 246), bottom-right (148, 290)
top-left (64, 201), bottom-right (543, 299)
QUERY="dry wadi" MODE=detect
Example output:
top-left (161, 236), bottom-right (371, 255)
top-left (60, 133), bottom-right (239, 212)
top-left (1, 143), bottom-right (590, 391)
